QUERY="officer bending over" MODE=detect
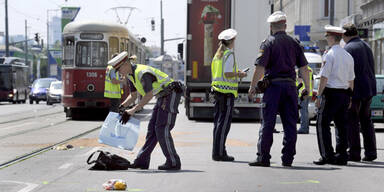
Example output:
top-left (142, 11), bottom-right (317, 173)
top-left (112, 51), bottom-right (184, 171)
top-left (248, 11), bottom-right (310, 167)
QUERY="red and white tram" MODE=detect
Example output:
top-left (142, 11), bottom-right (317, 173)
top-left (62, 21), bottom-right (146, 118)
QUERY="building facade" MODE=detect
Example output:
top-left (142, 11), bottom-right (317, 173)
top-left (275, 0), bottom-right (384, 74)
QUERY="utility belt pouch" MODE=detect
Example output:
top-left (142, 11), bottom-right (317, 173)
top-left (255, 77), bottom-right (271, 94)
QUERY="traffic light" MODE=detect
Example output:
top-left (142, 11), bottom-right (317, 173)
top-left (34, 33), bottom-right (39, 43)
top-left (177, 43), bottom-right (183, 59)
top-left (151, 19), bottom-right (155, 31)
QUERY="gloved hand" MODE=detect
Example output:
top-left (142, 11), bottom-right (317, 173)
top-left (119, 111), bottom-right (131, 125)
top-left (300, 89), bottom-right (308, 101)
top-left (118, 104), bottom-right (126, 115)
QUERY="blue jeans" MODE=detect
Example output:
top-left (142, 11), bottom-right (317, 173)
top-left (299, 97), bottom-right (309, 132)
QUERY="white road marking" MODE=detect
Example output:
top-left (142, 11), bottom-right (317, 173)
top-left (0, 180), bottom-right (39, 192)
top-left (58, 163), bottom-right (73, 170)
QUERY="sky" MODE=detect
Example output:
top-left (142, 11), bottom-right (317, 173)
top-left (0, 0), bottom-right (187, 56)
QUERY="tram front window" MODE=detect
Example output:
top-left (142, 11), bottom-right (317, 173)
top-left (76, 42), bottom-right (107, 67)
top-left (0, 67), bottom-right (11, 90)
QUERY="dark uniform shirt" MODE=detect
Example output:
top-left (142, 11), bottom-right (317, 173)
top-left (255, 31), bottom-right (308, 80)
top-left (344, 37), bottom-right (377, 98)
top-left (128, 65), bottom-right (157, 94)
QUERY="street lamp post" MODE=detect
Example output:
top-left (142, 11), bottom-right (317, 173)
top-left (5, 0), bottom-right (9, 57)
top-left (160, 0), bottom-right (165, 55)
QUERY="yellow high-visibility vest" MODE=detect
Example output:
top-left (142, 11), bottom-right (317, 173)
top-left (128, 64), bottom-right (173, 96)
top-left (211, 49), bottom-right (238, 97)
top-left (104, 65), bottom-right (121, 99)
top-left (297, 66), bottom-right (313, 97)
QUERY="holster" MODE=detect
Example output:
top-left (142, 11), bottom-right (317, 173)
top-left (156, 81), bottom-right (185, 98)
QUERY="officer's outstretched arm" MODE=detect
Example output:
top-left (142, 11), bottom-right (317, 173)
top-left (121, 91), bottom-right (138, 108)
top-left (128, 91), bottom-right (154, 115)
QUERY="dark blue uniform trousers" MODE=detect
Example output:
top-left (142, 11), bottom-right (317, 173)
top-left (347, 97), bottom-right (377, 160)
top-left (213, 92), bottom-right (234, 157)
top-left (133, 91), bottom-right (181, 167)
top-left (316, 88), bottom-right (349, 161)
top-left (257, 82), bottom-right (298, 164)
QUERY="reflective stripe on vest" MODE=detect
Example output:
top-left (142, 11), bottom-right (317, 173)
top-left (128, 64), bottom-right (173, 96)
top-left (297, 66), bottom-right (313, 97)
top-left (104, 65), bottom-right (121, 98)
top-left (211, 49), bottom-right (238, 97)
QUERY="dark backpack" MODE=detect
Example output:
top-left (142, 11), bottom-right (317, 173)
top-left (87, 150), bottom-right (130, 170)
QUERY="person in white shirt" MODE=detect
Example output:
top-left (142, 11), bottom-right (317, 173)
top-left (313, 25), bottom-right (355, 166)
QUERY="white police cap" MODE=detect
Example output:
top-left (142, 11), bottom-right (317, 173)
top-left (267, 11), bottom-right (287, 23)
top-left (108, 51), bottom-right (128, 68)
top-left (324, 25), bottom-right (346, 34)
top-left (218, 28), bottom-right (237, 41)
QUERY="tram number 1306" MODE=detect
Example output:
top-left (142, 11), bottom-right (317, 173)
top-left (86, 72), bottom-right (98, 78)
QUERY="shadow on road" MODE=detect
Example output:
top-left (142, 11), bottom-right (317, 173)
top-left (272, 165), bottom-right (341, 171)
top-left (112, 169), bottom-right (205, 174)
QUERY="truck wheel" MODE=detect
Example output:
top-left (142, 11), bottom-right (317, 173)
top-left (36, 100), bottom-right (39, 104)
top-left (29, 99), bottom-right (33, 104)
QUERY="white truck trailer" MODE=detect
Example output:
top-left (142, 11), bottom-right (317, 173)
top-left (185, 0), bottom-right (270, 120)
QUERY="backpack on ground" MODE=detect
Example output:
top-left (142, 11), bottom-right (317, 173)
top-left (87, 150), bottom-right (130, 170)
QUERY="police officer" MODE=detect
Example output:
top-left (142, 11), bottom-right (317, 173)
top-left (297, 66), bottom-right (314, 134)
top-left (248, 11), bottom-right (310, 167)
top-left (342, 23), bottom-right (377, 162)
top-left (112, 51), bottom-right (183, 170)
top-left (104, 53), bottom-right (125, 112)
top-left (313, 25), bottom-right (355, 165)
top-left (211, 28), bottom-right (247, 161)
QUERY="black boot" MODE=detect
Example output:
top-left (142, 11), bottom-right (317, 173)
top-left (158, 163), bottom-right (181, 170)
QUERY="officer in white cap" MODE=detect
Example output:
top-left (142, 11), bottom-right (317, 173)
top-left (115, 51), bottom-right (184, 171)
top-left (313, 25), bottom-right (355, 165)
top-left (248, 11), bottom-right (310, 167)
top-left (211, 28), bottom-right (247, 161)
top-left (104, 52), bottom-right (128, 112)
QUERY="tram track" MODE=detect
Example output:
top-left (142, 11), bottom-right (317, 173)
top-left (0, 125), bottom-right (101, 169)
top-left (0, 108), bottom-right (64, 125)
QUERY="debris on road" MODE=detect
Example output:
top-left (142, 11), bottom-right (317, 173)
top-left (102, 179), bottom-right (127, 190)
top-left (53, 144), bottom-right (74, 150)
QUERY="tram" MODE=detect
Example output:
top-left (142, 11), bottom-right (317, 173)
top-left (62, 21), bottom-right (146, 118)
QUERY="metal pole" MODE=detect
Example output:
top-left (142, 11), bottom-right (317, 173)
top-left (5, 0), bottom-right (10, 57)
top-left (160, 0), bottom-right (164, 55)
top-left (47, 10), bottom-right (50, 77)
top-left (25, 20), bottom-right (28, 66)
top-left (347, 0), bottom-right (350, 16)
top-left (330, 0), bottom-right (335, 25)
top-left (280, 0), bottom-right (282, 11)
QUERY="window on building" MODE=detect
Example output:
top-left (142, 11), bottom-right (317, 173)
top-left (323, 0), bottom-right (329, 17)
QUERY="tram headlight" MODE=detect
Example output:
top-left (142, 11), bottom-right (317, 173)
top-left (87, 84), bottom-right (95, 92)
top-left (8, 93), bottom-right (14, 98)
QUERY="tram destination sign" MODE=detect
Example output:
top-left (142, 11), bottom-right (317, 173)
top-left (80, 33), bottom-right (104, 40)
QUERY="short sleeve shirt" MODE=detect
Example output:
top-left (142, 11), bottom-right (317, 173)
top-left (255, 31), bottom-right (307, 80)
top-left (128, 65), bottom-right (157, 94)
top-left (319, 45), bottom-right (355, 89)
top-left (224, 51), bottom-right (235, 73)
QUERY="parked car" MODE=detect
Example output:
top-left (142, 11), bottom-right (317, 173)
top-left (29, 78), bottom-right (58, 104)
top-left (304, 52), bottom-right (322, 75)
top-left (308, 75), bottom-right (320, 122)
top-left (46, 81), bottom-right (62, 105)
top-left (371, 75), bottom-right (384, 122)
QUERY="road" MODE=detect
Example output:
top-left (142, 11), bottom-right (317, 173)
top-left (0, 101), bottom-right (383, 192)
